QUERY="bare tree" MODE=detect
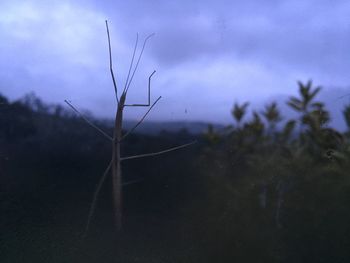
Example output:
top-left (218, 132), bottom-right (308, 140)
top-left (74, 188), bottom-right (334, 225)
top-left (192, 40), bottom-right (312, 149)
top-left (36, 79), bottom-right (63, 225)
top-left (65, 21), bottom-right (195, 235)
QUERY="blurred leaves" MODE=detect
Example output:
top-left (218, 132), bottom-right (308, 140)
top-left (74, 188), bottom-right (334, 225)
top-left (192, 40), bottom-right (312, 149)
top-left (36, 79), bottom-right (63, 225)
top-left (232, 102), bottom-right (249, 127)
top-left (3, 78), bottom-right (350, 263)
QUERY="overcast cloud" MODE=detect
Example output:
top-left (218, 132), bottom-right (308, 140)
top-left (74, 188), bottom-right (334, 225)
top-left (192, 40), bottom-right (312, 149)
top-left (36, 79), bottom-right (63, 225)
top-left (1, 0), bottom-right (349, 129)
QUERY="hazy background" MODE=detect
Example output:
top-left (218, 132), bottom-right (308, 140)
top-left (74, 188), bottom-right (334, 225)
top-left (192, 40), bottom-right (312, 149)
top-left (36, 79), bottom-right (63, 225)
top-left (1, 0), bottom-right (349, 128)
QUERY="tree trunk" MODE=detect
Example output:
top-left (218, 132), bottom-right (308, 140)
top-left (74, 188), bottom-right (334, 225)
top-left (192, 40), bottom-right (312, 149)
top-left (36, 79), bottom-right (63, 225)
top-left (112, 93), bottom-right (125, 231)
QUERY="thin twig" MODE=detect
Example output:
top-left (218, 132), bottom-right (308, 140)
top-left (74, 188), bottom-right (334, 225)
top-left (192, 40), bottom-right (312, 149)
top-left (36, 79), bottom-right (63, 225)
top-left (125, 33), bottom-right (155, 94)
top-left (148, 70), bottom-right (155, 106)
top-left (105, 20), bottom-right (119, 104)
top-left (85, 159), bottom-right (112, 236)
top-left (121, 96), bottom-right (162, 141)
top-left (123, 33), bottom-right (139, 94)
top-left (64, 100), bottom-right (113, 141)
top-left (84, 163), bottom-right (144, 236)
top-left (125, 70), bottom-right (156, 107)
top-left (121, 141), bottom-right (197, 161)
top-left (336, 93), bottom-right (350, 100)
top-left (122, 178), bottom-right (144, 186)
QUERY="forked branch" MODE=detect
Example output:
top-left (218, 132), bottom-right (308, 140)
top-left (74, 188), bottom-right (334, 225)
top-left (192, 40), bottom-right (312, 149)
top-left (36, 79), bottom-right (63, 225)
top-left (123, 34), bottom-right (139, 94)
top-left (124, 34), bottom-right (155, 95)
top-left (81, 20), bottom-right (195, 234)
top-left (120, 95), bottom-right (162, 141)
top-left (85, 161), bottom-right (144, 235)
top-left (125, 70), bottom-right (156, 107)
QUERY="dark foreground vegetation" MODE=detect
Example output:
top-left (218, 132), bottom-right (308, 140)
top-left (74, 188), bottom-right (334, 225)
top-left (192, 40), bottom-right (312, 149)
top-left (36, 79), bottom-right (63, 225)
top-left (1, 80), bottom-right (350, 262)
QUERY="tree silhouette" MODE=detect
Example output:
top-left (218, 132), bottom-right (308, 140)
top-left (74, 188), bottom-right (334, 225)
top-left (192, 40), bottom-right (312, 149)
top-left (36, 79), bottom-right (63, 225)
top-left (287, 80), bottom-right (322, 140)
top-left (287, 80), bottom-right (321, 114)
top-left (343, 104), bottom-right (350, 136)
top-left (232, 102), bottom-right (249, 128)
top-left (261, 101), bottom-right (282, 135)
top-left (244, 111), bottom-right (265, 146)
top-left (65, 21), bottom-right (194, 234)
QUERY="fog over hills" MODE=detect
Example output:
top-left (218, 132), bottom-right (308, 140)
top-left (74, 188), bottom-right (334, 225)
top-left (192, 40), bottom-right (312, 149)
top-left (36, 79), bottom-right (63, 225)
top-left (108, 120), bottom-right (224, 135)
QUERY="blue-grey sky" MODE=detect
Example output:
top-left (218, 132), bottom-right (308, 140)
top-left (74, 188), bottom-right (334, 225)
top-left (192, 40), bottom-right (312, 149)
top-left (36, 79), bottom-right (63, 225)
top-left (1, 0), bottom-right (350, 128)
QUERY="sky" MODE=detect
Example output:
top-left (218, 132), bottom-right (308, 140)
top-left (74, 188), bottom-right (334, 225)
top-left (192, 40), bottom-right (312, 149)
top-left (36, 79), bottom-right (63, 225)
top-left (1, 0), bottom-right (350, 129)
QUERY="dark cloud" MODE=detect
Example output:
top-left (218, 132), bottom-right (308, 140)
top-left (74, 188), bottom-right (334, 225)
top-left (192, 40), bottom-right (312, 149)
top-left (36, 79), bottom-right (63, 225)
top-left (1, 0), bottom-right (349, 127)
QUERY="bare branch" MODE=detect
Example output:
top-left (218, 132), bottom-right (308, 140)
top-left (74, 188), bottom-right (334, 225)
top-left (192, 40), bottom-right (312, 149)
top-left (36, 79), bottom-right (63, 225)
top-left (105, 20), bottom-right (119, 104)
top-left (84, 161), bottom-right (144, 236)
top-left (123, 33), bottom-right (139, 94)
top-left (125, 70), bottom-right (156, 107)
top-left (125, 33), bottom-right (155, 94)
top-left (85, 159), bottom-right (112, 235)
top-left (122, 178), bottom-right (144, 186)
top-left (148, 70), bottom-right (156, 106)
top-left (121, 96), bottom-right (162, 141)
top-left (64, 100), bottom-right (113, 141)
top-left (336, 93), bottom-right (350, 100)
top-left (121, 141), bottom-right (197, 161)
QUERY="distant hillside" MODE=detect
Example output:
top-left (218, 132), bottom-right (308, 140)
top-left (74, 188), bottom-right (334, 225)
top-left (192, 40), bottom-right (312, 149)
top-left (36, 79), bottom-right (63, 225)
top-left (121, 120), bottom-right (225, 135)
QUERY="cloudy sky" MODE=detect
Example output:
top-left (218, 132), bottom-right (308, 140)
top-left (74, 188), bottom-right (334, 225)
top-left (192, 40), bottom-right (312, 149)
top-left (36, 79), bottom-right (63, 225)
top-left (1, 0), bottom-right (350, 128)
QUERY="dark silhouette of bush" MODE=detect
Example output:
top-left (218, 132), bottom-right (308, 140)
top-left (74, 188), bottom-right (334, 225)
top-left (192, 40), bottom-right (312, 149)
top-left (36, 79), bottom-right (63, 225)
top-left (2, 80), bottom-right (350, 263)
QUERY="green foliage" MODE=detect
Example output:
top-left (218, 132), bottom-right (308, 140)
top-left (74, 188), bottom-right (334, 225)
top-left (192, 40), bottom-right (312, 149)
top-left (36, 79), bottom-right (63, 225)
top-left (187, 81), bottom-right (350, 262)
top-left (2, 80), bottom-right (350, 263)
top-left (203, 124), bottom-right (221, 145)
top-left (0, 97), bottom-right (36, 141)
top-left (244, 111), bottom-right (265, 143)
top-left (262, 102), bottom-right (282, 130)
top-left (279, 120), bottom-right (296, 143)
top-left (287, 80), bottom-right (321, 113)
top-left (343, 104), bottom-right (350, 132)
top-left (232, 101), bottom-right (249, 127)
